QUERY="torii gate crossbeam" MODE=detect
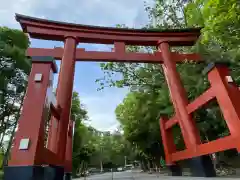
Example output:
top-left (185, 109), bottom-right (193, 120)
top-left (26, 47), bottom-right (201, 63)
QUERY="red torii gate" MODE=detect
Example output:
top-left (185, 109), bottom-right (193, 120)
top-left (3, 14), bottom-right (240, 180)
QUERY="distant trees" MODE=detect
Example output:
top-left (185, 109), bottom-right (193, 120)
top-left (71, 92), bottom-right (135, 177)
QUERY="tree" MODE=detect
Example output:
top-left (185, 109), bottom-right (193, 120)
top-left (202, 0), bottom-right (240, 49)
top-left (0, 27), bottom-right (30, 167)
top-left (115, 90), bottom-right (170, 169)
top-left (71, 91), bottom-right (89, 176)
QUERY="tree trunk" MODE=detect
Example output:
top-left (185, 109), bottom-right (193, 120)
top-left (141, 159), bottom-right (148, 171)
top-left (148, 159), bottom-right (154, 172)
top-left (0, 95), bottom-right (18, 148)
top-left (154, 155), bottom-right (161, 171)
top-left (0, 91), bottom-right (8, 130)
top-left (1, 94), bottom-right (24, 168)
top-left (0, 117), bottom-right (7, 148)
top-left (1, 120), bottom-right (18, 168)
top-left (100, 160), bottom-right (103, 172)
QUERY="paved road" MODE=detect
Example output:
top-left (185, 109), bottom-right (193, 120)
top-left (77, 171), bottom-right (134, 180)
top-left (76, 171), bottom-right (240, 180)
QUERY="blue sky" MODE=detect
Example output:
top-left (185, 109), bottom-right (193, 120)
top-left (0, 0), bottom-right (153, 132)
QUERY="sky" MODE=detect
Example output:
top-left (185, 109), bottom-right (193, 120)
top-left (0, 0), bottom-right (154, 132)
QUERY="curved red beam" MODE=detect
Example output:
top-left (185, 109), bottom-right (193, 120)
top-left (16, 14), bottom-right (201, 46)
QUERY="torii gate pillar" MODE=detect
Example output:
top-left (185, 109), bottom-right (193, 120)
top-left (158, 42), bottom-right (216, 177)
top-left (56, 36), bottom-right (76, 162)
top-left (4, 57), bottom-right (60, 180)
top-left (47, 36), bottom-right (77, 179)
top-left (159, 42), bottom-right (201, 148)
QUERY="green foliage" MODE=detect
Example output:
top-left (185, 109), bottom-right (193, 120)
top-left (71, 92), bottom-right (88, 176)
top-left (185, 0), bottom-right (205, 27)
top-left (202, 0), bottom-right (240, 48)
top-left (185, 0), bottom-right (240, 54)
top-left (116, 91), bottom-right (165, 163)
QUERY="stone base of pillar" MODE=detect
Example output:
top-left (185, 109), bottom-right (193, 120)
top-left (168, 164), bottom-right (182, 176)
top-left (4, 165), bottom-right (44, 180)
top-left (188, 155), bottom-right (216, 177)
top-left (4, 165), bottom-right (64, 180)
top-left (44, 165), bottom-right (64, 180)
top-left (64, 173), bottom-right (71, 180)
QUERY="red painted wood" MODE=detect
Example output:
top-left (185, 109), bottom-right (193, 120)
top-left (161, 63), bottom-right (189, 146)
top-left (164, 117), bottom-right (178, 130)
top-left (27, 48), bottom-right (64, 59)
top-left (16, 14), bottom-right (200, 46)
top-left (159, 42), bottom-right (201, 150)
top-left (56, 37), bottom-right (77, 164)
top-left (208, 66), bottom-right (240, 151)
top-left (65, 120), bottom-right (74, 172)
top-left (64, 160), bottom-right (72, 173)
top-left (47, 117), bottom-right (59, 153)
top-left (47, 58), bottom-right (64, 153)
top-left (26, 47), bottom-right (202, 63)
top-left (26, 26), bottom-right (199, 46)
top-left (162, 64), bottom-right (240, 163)
top-left (17, 15), bottom-right (200, 36)
top-left (114, 41), bottom-right (125, 53)
top-left (186, 88), bottom-right (215, 114)
top-left (160, 117), bottom-right (177, 165)
top-left (171, 136), bottom-right (236, 162)
top-left (9, 62), bottom-right (54, 166)
top-left (43, 148), bottom-right (61, 165)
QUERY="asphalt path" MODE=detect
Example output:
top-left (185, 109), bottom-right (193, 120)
top-left (76, 170), bottom-right (240, 180)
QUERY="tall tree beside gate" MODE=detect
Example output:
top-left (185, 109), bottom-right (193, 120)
top-left (0, 27), bottom-right (30, 166)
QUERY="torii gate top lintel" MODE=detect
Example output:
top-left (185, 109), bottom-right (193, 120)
top-left (15, 13), bottom-right (201, 46)
top-left (16, 13), bottom-right (202, 63)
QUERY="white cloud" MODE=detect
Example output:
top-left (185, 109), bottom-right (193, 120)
top-left (79, 88), bottom-right (128, 132)
top-left (0, 0), bottom-right (36, 27)
top-left (0, 0), bottom-right (154, 28)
